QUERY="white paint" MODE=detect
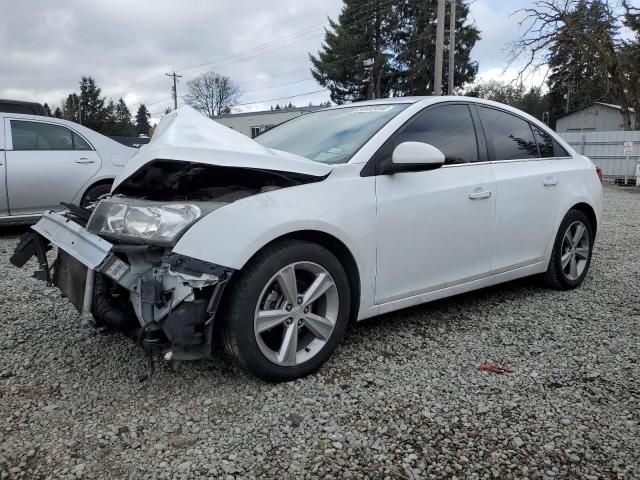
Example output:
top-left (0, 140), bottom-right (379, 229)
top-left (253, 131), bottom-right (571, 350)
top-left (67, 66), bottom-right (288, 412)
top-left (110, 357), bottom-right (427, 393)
top-left (391, 142), bottom-right (445, 167)
top-left (112, 106), bottom-right (331, 190)
top-left (167, 97), bottom-right (602, 321)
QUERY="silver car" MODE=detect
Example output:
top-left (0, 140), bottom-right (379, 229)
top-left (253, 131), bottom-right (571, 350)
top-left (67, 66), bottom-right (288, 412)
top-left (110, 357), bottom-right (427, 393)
top-left (0, 113), bottom-right (135, 223)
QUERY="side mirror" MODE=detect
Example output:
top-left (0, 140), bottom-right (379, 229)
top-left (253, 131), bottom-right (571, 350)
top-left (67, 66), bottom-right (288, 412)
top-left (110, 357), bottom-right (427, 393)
top-left (389, 142), bottom-right (445, 173)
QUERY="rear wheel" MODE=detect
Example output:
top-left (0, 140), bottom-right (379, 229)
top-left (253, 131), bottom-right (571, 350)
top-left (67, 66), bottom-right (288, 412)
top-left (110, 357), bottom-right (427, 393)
top-left (221, 240), bottom-right (350, 381)
top-left (543, 209), bottom-right (594, 290)
top-left (80, 182), bottom-right (112, 208)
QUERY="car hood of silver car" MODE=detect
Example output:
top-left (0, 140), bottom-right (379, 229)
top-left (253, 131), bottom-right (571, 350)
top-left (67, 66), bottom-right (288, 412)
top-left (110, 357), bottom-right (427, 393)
top-left (112, 106), bottom-right (333, 190)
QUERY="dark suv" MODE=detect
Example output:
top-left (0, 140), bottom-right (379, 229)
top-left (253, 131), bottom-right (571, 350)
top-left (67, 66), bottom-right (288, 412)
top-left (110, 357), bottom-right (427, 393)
top-left (0, 99), bottom-right (46, 116)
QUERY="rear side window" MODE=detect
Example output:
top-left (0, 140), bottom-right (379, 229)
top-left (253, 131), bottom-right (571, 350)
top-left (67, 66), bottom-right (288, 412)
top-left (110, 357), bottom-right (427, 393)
top-left (10, 120), bottom-right (92, 151)
top-left (478, 107), bottom-right (538, 160)
top-left (553, 139), bottom-right (569, 157)
top-left (379, 104), bottom-right (479, 167)
top-left (532, 125), bottom-right (554, 157)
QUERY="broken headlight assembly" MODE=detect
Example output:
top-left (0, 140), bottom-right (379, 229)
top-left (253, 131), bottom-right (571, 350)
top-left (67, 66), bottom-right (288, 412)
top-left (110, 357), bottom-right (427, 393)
top-left (87, 198), bottom-right (206, 246)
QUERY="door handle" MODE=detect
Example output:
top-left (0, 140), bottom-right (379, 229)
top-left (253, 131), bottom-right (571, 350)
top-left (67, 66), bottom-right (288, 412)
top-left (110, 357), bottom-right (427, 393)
top-left (468, 189), bottom-right (492, 200)
top-left (75, 158), bottom-right (96, 164)
top-left (543, 177), bottom-right (558, 187)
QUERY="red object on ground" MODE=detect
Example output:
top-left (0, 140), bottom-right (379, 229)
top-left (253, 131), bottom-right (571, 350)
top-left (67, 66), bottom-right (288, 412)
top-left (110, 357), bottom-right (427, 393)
top-left (477, 363), bottom-right (513, 374)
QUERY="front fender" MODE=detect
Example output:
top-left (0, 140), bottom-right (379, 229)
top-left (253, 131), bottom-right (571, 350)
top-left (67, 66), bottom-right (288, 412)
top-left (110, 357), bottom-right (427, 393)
top-left (172, 169), bottom-right (376, 275)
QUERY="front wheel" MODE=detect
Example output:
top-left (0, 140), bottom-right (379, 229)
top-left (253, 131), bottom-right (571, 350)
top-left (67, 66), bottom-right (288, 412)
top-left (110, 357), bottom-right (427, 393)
top-left (543, 209), bottom-right (594, 290)
top-left (221, 240), bottom-right (351, 381)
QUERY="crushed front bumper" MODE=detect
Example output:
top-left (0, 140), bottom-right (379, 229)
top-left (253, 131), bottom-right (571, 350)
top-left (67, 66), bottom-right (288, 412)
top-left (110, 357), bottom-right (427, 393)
top-left (11, 211), bottom-right (234, 360)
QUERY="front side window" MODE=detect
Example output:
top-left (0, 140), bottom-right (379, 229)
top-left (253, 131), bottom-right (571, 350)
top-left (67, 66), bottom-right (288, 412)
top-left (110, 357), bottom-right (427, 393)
top-left (478, 107), bottom-right (538, 160)
top-left (10, 120), bottom-right (92, 151)
top-left (254, 104), bottom-right (410, 164)
top-left (377, 104), bottom-right (479, 168)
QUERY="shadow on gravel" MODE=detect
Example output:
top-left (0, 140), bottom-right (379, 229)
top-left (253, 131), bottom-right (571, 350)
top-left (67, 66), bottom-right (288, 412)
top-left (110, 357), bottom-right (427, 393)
top-left (347, 276), bottom-right (545, 338)
top-left (0, 225), bottom-right (31, 237)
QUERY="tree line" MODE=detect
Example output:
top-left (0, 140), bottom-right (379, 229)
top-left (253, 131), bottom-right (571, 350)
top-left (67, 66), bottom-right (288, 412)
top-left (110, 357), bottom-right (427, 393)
top-left (311, 0), bottom-right (640, 129)
top-left (506, 0), bottom-right (640, 129)
top-left (43, 76), bottom-right (152, 136)
top-left (310, 0), bottom-right (480, 104)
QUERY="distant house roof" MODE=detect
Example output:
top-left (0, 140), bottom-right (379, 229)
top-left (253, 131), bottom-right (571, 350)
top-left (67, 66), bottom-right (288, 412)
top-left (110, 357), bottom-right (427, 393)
top-left (215, 106), bottom-right (324, 119)
top-left (558, 102), bottom-right (635, 119)
top-left (109, 136), bottom-right (151, 148)
top-left (593, 102), bottom-right (635, 113)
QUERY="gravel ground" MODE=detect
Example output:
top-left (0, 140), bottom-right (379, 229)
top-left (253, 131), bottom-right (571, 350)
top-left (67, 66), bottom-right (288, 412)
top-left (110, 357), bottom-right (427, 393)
top-left (1, 185), bottom-right (639, 480)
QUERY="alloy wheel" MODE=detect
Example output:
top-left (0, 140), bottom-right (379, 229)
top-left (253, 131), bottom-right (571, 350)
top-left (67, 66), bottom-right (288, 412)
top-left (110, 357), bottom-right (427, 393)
top-left (254, 261), bottom-right (339, 367)
top-left (561, 220), bottom-right (590, 281)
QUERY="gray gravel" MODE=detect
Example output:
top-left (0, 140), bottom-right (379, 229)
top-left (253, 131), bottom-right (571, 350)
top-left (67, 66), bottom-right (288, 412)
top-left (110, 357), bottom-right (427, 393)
top-left (1, 185), bottom-right (639, 480)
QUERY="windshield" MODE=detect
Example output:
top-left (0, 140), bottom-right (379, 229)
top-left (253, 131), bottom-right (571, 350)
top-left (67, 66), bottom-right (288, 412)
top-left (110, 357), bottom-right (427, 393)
top-left (254, 104), bottom-right (410, 164)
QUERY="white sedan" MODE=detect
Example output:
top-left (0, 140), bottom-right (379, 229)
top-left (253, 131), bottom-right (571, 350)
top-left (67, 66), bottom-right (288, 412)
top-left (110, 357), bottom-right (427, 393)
top-left (12, 98), bottom-right (603, 381)
top-left (0, 112), bottom-right (135, 223)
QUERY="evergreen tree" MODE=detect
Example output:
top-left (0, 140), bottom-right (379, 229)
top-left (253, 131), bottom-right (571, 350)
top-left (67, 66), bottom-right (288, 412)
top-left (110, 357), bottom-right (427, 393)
top-left (114, 98), bottom-right (135, 136)
top-left (135, 104), bottom-right (151, 136)
top-left (394, 0), bottom-right (479, 95)
top-left (310, 0), bottom-right (397, 104)
top-left (311, 0), bottom-right (479, 102)
top-left (43, 103), bottom-right (52, 116)
top-left (102, 100), bottom-right (117, 136)
top-left (63, 93), bottom-right (81, 122)
top-left (78, 76), bottom-right (106, 132)
top-left (53, 107), bottom-right (63, 118)
top-left (546, 0), bottom-right (616, 122)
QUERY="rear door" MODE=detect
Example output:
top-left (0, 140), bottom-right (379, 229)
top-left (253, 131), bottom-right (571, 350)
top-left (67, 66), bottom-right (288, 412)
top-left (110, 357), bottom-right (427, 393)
top-left (476, 106), bottom-right (565, 271)
top-left (0, 116), bottom-right (8, 216)
top-left (4, 119), bottom-right (101, 215)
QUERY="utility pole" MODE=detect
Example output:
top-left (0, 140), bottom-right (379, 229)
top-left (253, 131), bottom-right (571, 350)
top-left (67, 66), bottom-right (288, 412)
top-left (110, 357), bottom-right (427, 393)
top-left (165, 72), bottom-right (183, 110)
top-left (448, 0), bottom-right (456, 95)
top-left (433, 0), bottom-right (446, 95)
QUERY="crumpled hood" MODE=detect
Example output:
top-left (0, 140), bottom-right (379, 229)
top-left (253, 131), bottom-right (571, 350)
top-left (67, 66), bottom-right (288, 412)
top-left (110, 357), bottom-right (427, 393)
top-left (112, 106), bottom-right (332, 190)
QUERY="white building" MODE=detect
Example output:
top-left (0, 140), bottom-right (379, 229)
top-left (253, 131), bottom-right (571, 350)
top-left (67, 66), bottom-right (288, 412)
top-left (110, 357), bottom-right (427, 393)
top-left (555, 102), bottom-right (637, 133)
top-left (214, 106), bottom-right (323, 137)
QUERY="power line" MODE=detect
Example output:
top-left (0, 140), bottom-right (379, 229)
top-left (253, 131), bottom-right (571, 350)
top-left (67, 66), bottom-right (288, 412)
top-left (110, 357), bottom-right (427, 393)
top-left (149, 30), bottom-right (443, 116)
top-left (233, 89), bottom-right (328, 107)
top-left (150, 87), bottom-right (330, 116)
top-left (105, 0), bottom-right (399, 100)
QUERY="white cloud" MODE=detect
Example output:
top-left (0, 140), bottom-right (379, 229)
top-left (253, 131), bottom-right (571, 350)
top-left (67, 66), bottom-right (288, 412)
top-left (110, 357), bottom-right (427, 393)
top-left (1, 0), bottom-right (554, 119)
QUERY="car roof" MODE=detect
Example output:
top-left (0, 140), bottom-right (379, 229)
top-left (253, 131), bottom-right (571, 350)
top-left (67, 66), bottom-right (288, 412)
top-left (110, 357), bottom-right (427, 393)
top-left (325, 96), bottom-right (552, 129)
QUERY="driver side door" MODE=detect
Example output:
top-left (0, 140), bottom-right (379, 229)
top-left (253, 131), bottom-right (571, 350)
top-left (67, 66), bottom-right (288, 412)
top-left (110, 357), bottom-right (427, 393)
top-left (373, 103), bottom-right (496, 305)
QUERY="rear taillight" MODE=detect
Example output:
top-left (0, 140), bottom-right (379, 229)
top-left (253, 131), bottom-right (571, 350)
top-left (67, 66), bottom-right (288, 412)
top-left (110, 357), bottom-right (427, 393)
top-left (595, 166), bottom-right (603, 183)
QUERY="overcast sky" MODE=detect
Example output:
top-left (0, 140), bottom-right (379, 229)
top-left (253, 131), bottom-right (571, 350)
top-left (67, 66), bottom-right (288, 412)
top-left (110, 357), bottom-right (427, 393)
top-left (0, 0), bottom-right (541, 120)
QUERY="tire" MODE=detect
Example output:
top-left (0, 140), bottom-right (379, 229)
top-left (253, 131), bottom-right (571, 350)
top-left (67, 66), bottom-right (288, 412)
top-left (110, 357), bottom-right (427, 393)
top-left (80, 182), bottom-right (112, 208)
top-left (220, 239), bottom-right (351, 382)
top-left (543, 209), bottom-right (594, 290)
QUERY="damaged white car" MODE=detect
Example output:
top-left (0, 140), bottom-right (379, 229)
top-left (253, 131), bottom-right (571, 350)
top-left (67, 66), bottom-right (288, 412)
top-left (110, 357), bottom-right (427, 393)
top-left (11, 99), bottom-right (602, 381)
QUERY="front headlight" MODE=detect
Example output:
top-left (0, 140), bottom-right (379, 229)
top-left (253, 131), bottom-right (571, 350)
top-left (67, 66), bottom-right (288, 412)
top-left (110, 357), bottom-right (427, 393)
top-left (87, 198), bottom-right (203, 246)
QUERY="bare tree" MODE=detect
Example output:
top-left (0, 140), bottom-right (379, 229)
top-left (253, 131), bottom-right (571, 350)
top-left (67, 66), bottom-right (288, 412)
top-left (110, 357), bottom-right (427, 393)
top-left (184, 72), bottom-right (239, 118)
top-left (509, 0), bottom-right (634, 129)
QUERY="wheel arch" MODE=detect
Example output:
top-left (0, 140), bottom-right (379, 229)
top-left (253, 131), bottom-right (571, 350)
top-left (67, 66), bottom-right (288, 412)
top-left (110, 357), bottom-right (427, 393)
top-left (569, 202), bottom-right (598, 236)
top-left (240, 230), bottom-right (361, 323)
top-left (76, 177), bottom-right (115, 204)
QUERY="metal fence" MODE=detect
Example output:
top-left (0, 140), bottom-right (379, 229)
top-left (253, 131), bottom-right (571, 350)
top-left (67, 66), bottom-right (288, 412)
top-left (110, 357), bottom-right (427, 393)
top-left (558, 131), bottom-right (640, 179)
